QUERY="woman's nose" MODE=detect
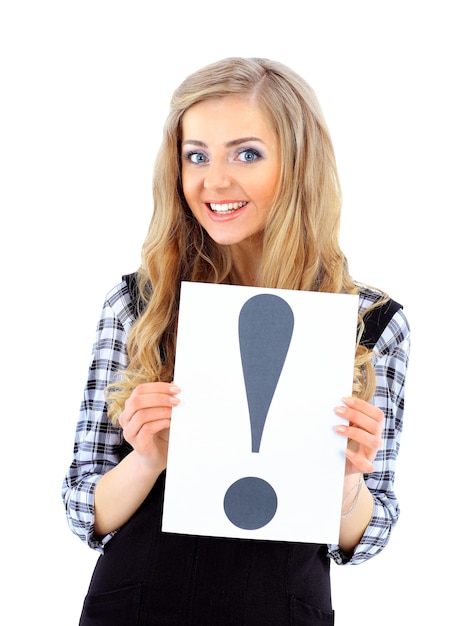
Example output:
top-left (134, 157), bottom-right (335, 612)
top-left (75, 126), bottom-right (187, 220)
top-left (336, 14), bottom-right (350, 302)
top-left (203, 160), bottom-right (231, 190)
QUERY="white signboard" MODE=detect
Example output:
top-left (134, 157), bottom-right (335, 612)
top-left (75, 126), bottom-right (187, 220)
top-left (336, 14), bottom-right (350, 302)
top-left (162, 282), bottom-right (358, 544)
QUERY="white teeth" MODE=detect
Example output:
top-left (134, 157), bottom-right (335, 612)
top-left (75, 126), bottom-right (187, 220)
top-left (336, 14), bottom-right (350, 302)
top-left (209, 201), bottom-right (247, 213)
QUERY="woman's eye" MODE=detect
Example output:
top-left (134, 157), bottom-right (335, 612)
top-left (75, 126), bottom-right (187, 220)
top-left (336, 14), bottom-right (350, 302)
top-left (237, 149), bottom-right (261, 163)
top-left (185, 151), bottom-right (208, 164)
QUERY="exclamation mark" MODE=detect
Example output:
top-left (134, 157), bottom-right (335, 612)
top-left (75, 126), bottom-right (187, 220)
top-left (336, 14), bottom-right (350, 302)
top-left (224, 294), bottom-right (294, 530)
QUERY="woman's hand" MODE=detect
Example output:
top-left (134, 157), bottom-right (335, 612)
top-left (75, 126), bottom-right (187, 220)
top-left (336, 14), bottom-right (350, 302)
top-left (334, 397), bottom-right (383, 550)
top-left (94, 382), bottom-right (181, 537)
top-left (334, 396), bottom-right (384, 476)
top-left (118, 382), bottom-right (181, 471)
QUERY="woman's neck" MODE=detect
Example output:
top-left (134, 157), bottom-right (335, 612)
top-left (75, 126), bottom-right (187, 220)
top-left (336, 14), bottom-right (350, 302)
top-left (229, 240), bottom-right (263, 287)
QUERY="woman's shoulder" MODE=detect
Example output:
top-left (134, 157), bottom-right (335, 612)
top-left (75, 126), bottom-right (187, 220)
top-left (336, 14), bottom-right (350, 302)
top-left (102, 273), bottom-right (138, 326)
top-left (356, 284), bottom-right (409, 350)
top-left (357, 284), bottom-right (401, 312)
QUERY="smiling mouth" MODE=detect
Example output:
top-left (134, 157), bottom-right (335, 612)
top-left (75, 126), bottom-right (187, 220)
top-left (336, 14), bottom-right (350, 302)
top-left (208, 201), bottom-right (248, 214)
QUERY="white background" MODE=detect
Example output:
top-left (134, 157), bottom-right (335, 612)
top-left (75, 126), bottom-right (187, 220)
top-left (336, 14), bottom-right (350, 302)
top-left (1, 1), bottom-right (456, 624)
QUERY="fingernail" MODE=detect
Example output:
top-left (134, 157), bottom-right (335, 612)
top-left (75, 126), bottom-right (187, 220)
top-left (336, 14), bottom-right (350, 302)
top-left (335, 406), bottom-right (346, 416)
top-left (170, 396), bottom-right (180, 406)
top-left (335, 425), bottom-right (346, 433)
top-left (169, 384), bottom-right (181, 393)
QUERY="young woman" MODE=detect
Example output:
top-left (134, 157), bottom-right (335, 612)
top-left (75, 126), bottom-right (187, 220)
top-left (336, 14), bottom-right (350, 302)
top-left (62, 57), bottom-right (410, 625)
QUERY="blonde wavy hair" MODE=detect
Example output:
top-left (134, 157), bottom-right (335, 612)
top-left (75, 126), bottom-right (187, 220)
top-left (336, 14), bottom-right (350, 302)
top-left (106, 57), bottom-right (386, 424)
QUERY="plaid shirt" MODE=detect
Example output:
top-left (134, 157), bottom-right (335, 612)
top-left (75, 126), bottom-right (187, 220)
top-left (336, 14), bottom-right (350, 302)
top-left (62, 279), bottom-right (410, 565)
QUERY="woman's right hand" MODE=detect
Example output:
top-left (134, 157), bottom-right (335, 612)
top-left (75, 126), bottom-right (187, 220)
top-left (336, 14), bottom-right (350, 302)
top-left (118, 382), bottom-right (181, 471)
top-left (94, 382), bottom-right (181, 537)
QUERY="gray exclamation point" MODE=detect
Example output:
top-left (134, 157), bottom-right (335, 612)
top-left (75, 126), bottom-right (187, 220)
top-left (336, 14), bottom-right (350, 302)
top-left (224, 294), bottom-right (294, 530)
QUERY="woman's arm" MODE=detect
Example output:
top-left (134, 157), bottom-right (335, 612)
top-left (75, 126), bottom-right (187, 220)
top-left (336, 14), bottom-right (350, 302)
top-left (61, 281), bottom-right (138, 551)
top-left (329, 307), bottom-right (411, 564)
top-left (62, 280), bottom-right (182, 548)
top-left (93, 382), bottom-right (180, 537)
top-left (334, 396), bottom-right (384, 554)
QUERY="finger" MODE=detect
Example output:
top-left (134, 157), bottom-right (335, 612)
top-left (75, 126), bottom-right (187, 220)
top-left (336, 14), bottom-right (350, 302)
top-left (127, 419), bottom-right (172, 456)
top-left (120, 404), bottom-right (173, 434)
top-left (133, 382), bottom-right (181, 397)
top-left (156, 427), bottom-right (170, 443)
top-left (135, 417), bottom-right (172, 438)
top-left (335, 403), bottom-right (383, 436)
top-left (341, 396), bottom-right (384, 423)
top-left (335, 410), bottom-right (382, 438)
top-left (334, 422), bottom-right (381, 452)
top-left (345, 448), bottom-right (375, 473)
top-left (126, 389), bottom-right (180, 415)
top-left (119, 395), bottom-right (178, 433)
top-left (340, 423), bottom-right (382, 451)
top-left (123, 414), bottom-right (173, 447)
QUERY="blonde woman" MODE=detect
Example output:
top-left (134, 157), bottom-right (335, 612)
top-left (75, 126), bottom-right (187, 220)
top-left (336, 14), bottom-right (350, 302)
top-left (63, 57), bottom-right (410, 625)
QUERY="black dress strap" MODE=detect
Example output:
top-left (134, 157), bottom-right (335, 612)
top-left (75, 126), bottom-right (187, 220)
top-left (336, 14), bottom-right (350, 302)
top-left (122, 272), bottom-right (146, 317)
top-left (359, 298), bottom-right (403, 349)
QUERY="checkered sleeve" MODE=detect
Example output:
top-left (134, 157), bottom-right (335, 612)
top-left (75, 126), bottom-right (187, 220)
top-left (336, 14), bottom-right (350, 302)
top-left (328, 301), bottom-right (411, 565)
top-left (61, 279), bottom-right (135, 553)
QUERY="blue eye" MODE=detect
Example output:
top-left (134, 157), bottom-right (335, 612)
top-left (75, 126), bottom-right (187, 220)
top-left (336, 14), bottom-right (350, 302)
top-left (237, 148), bottom-right (261, 163)
top-left (184, 151), bottom-right (208, 164)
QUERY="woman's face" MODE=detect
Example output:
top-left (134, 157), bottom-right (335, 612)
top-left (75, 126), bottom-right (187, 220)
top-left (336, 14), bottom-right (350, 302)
top-left (181, 95), bottom-right (281, 249)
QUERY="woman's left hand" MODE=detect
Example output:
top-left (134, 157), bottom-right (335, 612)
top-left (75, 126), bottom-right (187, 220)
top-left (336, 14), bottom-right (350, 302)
top-left (334, 396), bottom-right (384, 475)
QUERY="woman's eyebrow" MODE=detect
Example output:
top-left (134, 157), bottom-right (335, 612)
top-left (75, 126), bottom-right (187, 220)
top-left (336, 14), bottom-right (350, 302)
top-left (182, 140), bottom-right (207, 148)
top-left (226, 137), bottom-right (264, 147)
top-left (182, 136), bottom-right (264, 149)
